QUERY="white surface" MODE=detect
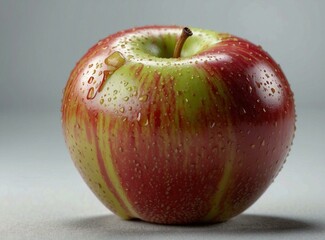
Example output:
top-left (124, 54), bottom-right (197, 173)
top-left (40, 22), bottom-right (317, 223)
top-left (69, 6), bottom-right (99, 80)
top-left (1, 108), bottom-right (325, 239)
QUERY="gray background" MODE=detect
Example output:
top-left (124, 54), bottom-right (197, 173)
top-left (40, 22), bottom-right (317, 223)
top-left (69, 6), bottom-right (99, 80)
top-left (1, 0), bottom-right (325, 239)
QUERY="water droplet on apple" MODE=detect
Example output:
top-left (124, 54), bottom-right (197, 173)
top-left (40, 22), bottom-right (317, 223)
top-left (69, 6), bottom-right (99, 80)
top-left (87, 87), bottom-right (96, 100)
top-left (137, 112), bottom-right (141, 121)
top-left (88, 76), bottom-right (94, 84)
top-left (100, 99), bottom-right (104, 105)
top-left (119, 107), bottom-right (125, 113)
top-left (97, 52), bottom-right (126, 92)
top-left (139, 94), bottom-right (148, 102)
top-left (104, 51), bottom-right (126, 68)
top-left (242, 108), bottom-right (247, 114)
top-left (123, 96), bottom-right (129, 101)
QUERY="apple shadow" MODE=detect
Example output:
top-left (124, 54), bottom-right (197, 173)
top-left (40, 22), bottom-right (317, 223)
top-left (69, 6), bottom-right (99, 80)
top-left (63, 213), bottom-right (322, 238)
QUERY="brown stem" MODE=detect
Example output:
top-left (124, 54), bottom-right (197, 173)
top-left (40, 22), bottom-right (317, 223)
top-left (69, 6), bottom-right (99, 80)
top-left (173, 27), bottom-right (193, 58)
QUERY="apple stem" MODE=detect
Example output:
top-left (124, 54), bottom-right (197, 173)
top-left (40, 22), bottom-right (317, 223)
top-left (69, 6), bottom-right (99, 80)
top-left (173, 27), bottom-right (193, 58)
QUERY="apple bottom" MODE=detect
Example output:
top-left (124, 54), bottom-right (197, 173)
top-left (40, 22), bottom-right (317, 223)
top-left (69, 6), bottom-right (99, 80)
top-left (92, 115), bottom-right (292, 224)
top-left (65, 96), bottom-right (294, 225)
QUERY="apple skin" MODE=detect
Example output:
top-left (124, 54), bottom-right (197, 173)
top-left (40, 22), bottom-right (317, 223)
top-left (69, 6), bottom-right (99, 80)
top-left (62, 26), bottom-right (295, 224)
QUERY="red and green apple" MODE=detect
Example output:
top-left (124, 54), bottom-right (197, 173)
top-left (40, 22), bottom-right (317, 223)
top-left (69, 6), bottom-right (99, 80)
top-left (62, 26), bottom-right (295, 224)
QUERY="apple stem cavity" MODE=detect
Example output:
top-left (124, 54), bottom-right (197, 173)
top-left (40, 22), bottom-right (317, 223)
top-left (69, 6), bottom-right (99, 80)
top-left (173, 27), bottom-right (193, 58)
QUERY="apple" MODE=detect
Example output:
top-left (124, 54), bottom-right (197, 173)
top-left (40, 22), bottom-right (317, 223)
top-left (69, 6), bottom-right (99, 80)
top-left (62, 25), bottom-right (295, 224)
